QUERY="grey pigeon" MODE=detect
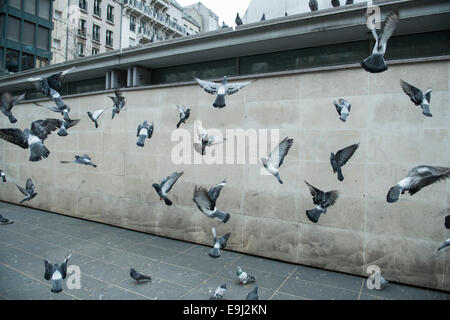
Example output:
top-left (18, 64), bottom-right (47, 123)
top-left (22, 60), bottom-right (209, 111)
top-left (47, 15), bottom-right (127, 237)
top-left (334, 99), bottom-right (351, 122)
top-left (136, 120), bottom-right (153, 147)
top-left (28, 109), bottom-right (78, 136)
top-left (210, 284), bottom-right (227, 300)
top-left (309, 0), bottom-right (318, 11)
top-left (153, 172), bottom-right (184, 206)
top-left (330, 143), bottom-right (359, 181)
top-left (176, 105), bottom-right (190, 128)
top-left (387, 166), bottom-right (450, 203)
top-left (28, 67), bottom-right (75, 94)
top-left (237, 266), bottom-right (256, 285)
top-left (246, 286), bottom-right (259, 300)
top-left (17, 178), bottom-right (38, 204)
top-left (87, 109), bottom-right (105, 128)
top-left (361, 12), bottom-right (399, 73)
top-left (378, 276), bottom-right (389, 289)
top-left (0, 92), bottom-right (25, 123)
top-left (331, 0), bottom-right (340, 7)
top-left (0, 119), bottom-right (65, 162)
top-left (261, 137), bottom-right (294, 184)
top-left (0, 169), bottom-right (6, 182)
top-left (33, 89), bottom-right (71, 115)
top-left (193, 180), bottom-right (230, 223)
top-left (221, 21), bottom-right (228, 29)
top-left (438, 239), bottom-right (450, 252)
top-left (195, 76), bottom-right (250, 108)
top-left (130, 268), bottom-right (152, 283)
top-left (209, 227), bottom-right (231, 258)
top-left (304, 181), bottom-right (339, 223)
top-left (260, 13), bottom-right (266, 21)
top-left (445, 215), bottom-right (450, 229)
top-left (195, 124), bottom-right (225, 155)
top-left (235, 13), bottom-right (243, 26)
top-left (61, 155), bottom-right (97, 167)
top-left (400, 80), bottom-right (432, 117)
top-left (110, 90), bottom-right (125, 119)
top-left (44, 252), bottom-right (72, 293)
top-left (346, 0), bottom-right (354, 4)
top-left (0, 214), bottom-right (13, 225)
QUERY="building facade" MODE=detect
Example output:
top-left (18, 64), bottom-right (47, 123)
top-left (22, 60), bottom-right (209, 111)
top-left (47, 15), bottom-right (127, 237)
top-left (0, 0), bottom-right (54, 74)
top-left (183, 2), bottom-right (219, 33)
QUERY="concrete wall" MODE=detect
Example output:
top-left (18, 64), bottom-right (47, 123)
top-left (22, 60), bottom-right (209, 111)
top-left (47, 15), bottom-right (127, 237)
top-left (0, 58), bottom-right (449, 291)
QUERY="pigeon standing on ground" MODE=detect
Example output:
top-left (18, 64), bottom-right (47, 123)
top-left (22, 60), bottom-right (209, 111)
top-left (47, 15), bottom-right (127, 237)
top-left (130, 268), bottom-right (152, 283)
top-left (236, 267), bottom-right (256, 285)
top-left (386, 166), bottom-right (450, 203)
top-left (209, 227), bottom-right (231, 258)
top-left (246, 286), bottom-right (259, 300)
top-left (61, 155), bottom-right (97, 167)
top-left (153, 172), bottom-right (184, 206)
top-left (0, 214), bottom-right (13, 225)
top-left (304, 181), bottom-right (340, 223)
top-left (87, 109), bottom-right (105, 128)
top-left (331, 0), bottom-right (340, 7)
top-left (0, 92), bottom-right (25, 123)
top-left (0, 119), bottom-right (65, 162)
top-left (378, 276), bottom-right (389, 289)
top-left (400, 80), bottom-right (433, 117)
top-left (17, 178), bottom-right (38, 204)
top-left (176, 105), bottom-right (190, 128)
top-left (0, 169), bottom-right (6, 182)
top-left (438, 239), bottom-right (450, 252)
top-left (330, 143), bottom-right (359, 181)
top-left (334, 99), bottom-right (351, 122)
top-left (261, 137), bottom-right (294, 184)
top-left (260, 13), bottom-right (266, 21)
top-left (195, 76), bottom-right (251, 109)
top-left (361, 12), bottom-right (399, 73)
top-left (44, 252), bottom-right (72, 293)
top-left (193, 180), bottom-right (230, 223)
top-left (235, 13), bottom-right (243, 26)
top-left (110, 90), bottom-right (125, 119)
top-left (309, 0), bottom-right (318, 11)
top-left (136, 120), bottom-right (153, 147)
top-left (210, 284), bottom-right (227, 300)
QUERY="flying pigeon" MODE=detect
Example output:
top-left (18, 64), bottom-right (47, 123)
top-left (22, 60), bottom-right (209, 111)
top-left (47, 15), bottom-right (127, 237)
top-left (195, 76), bottom-right (251, 108)
top-left (331, 0), bottom-right (340, 7)
top-left (235, 13), bottom-right (243, 26)
top-left (176, 105), bottom-right (190, 128)
top-left (0, 214), bottom-right (13, 225)
top-left (56, 116), bottom-right (80, 137)
top-left (0, 119), bottom-right (66, 161)
top-left (438, 239), bottom-right (450, 252)
top-left (44, 252), bottom-right (72, 293)
top-left (304, 181), bottom-right (339, 223)
top-left (110, 90), bottom-right (125, 119)
top-left (210, 284), bottom-right (227, 300)
top-left (387, 166), bottom-right (450, 203)
top-left (17, 178), bottom-right (38, 204)
top-left (0, 92), bottom-right (25, 123)
top-left (61, 155), bottom-right (97, 167)
top-left (236, 266), bottom-right (256, 285)
top-left (260, 13), bottom-right (266, 21)
top-left (346, 0), bottom-right (354, 4)
top-left (334, 99), bottom-right (351, 122)
top-left (246, 286), bottom-right (259, 300)
top-left (309, 0), bottom-right (318, 11)
top-left (400, 80), bottom-right (433, 117)
top-left (361, 12), bottom-right (399, 73)
top-left (153, 172), bottom-right (184, 206)
top-left (209, 227), bottom-right (231, 258)
top-left (28, 67), bottom-right (75, 94)
top-left (130, 268), bottom-right (152, 283)
top-left (330, 143), bottom-right (359, 181)
top-left (32, 88), bottom-right (71, 115)
top-left (193, 180), bottom-right (230, 223)
top-left (445, 215), bottom-right (450, 229)
top-left (87, 109), bottom-right (105, 128)
top-left (195, 124), bottom-right (225, 155)
top-left (0, 169), bottom-right (6, 182)
top-left (136, 120), bottom-right (153, 147)
top-left (261, 137), bottom-right (294, 184)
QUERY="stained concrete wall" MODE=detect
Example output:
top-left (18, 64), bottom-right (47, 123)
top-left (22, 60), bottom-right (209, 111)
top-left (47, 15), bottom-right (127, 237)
top-left (0, 58), bottom-right (449, 291)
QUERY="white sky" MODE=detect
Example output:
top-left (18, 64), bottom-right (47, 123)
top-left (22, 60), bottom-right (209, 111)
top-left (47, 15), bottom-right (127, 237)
top-left (177, 0), bottom-right (252, 28)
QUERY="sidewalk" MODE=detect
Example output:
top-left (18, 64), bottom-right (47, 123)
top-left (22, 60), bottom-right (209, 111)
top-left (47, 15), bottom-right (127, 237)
top-left (0, 201), bottom-right (448, 300)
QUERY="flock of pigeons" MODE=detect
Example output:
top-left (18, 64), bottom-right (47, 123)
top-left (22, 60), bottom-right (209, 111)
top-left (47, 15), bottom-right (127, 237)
top-left (0, 7), bottom-right (449, 298)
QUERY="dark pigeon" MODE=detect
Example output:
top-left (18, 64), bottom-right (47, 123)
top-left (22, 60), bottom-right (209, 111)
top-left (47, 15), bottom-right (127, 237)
top-left (304, 181), bottom-right (339, 223)
top-left (28, 67), bottom-right (75, 94)
top-left (0, 169), bottom-right (6, 182)
top-left (153, 172), bottom-right (184, 206)
top-left (193, 180), bottom-right (230, 223)
top-left (261, 137), bottom-right (294, 184)
top-left (110, 90), bottom-right (125, 119)
top-left (400, 80), bottom-right (432, 117)
top-left (330, 143), bottom-right (359, 181)
top-left (0, 214), bottom-right (13, 225)
top-left (346, 0), bottom-right (354, 4)
top-left (331, 0), bottom-right (340, 7)
top-left (195, 76), bottom-right (250, 108)
top-left (309, 0), bottom-right (318, 11)
top-left (0, 92), bottom-right (25, 123)
top-left (44, 252), bottom-right (72, 293)
top-left (235, 13), bottom-right (243, 26)
top-left (176, 105), bottom-right (190, 128)
top-left (260, 13), bottom-right (266, 21)
top-left (445, 215), bottom-right (450, 229)
top-left (17, 178), bottom-right (38, 204)
top-left (130, 268), bottom-right (152, 283)
top-left (246, 286), bottom-right (259, 300)
top-left (209, 227), bottom-right (231, 258)
top-left (136, 120), bottom-right (153, 147)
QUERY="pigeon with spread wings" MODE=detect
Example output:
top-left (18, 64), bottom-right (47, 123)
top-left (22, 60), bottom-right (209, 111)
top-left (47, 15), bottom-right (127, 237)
top-left (209, 227), bottom-right (231, 258)
top-left (194, 124), bottom-right (225, 156)
top-left (261, 137), bottom-right (294, 184)
top-left (87, 109), bottom-right (105, 128)
top-left (61, 155), bottom-right (97, 167)
top-left (28, 67), bottom-right (75, 94)
top-left (195, 76), bottom-right (250, 108)
top-left (110, 90), bottom-right (125, 119)
top-left (0, 92), bottom-right (25, 123)
top-left (16, 178), bottom-right (38, 204)
top-left (400, 80), bottom-right (433, 117)
top-left (304, 181), bottom-right (339, 223)
top-left (193, 179), bottom-right (230, 223)
top-left (153, 172), bottom-right (183, 206)
top-left (330, 143), bottom-right (359, 181)
top-left (44, 252), bottom-right (72, 293)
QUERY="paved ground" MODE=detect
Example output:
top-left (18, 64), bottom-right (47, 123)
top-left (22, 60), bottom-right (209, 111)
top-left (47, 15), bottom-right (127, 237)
top-left (0, 201), bottom-right (448, 300)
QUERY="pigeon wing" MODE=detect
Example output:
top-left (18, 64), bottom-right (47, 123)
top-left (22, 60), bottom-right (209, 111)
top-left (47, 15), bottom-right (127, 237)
top-left (177, 105), bottom-right (186, 117)
top-left (267, 137), bottom-right (293, 169)
top-left (334, 101), bottom-right (343, 115)
top-left (16, 184), bottom-right (29, 196)
top-left (379, 12), bottom-right (399, 49)
top-left (304, 180), bottom-right (325, 204)
top-left (193, 186), bottom-right (215, 211)
top-left (0, 129), bottom-right (28, 149)
top-left (400, 80), bottom-right (423, 105)
top-left (208, 179), bottom-right (227, 201)
top-left (323, 190), bottom-right (340, 207)
top-left (66, 119), bottom-right (80, 129)
top-left (410, 166), bottom-right (450, 190)
top-left (160, 172), bottom-right (183, 194)
top-left (335, 143), bottom-right (359, 167)
top-left (44, 260), bottom-right (54, 281)
top-left (225, 81), bottom-right (251, 95)
top-left (46, 67), bottom-right (75, 91)
top-left (31, 119), bottom-right (62, 141)
top-left (195, 78), bottom-right (219, 95)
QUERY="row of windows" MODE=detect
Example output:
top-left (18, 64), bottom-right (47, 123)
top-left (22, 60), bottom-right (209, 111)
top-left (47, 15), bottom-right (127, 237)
top-left (79, 0), bottom-right (115, 23)
top-left (0, 14), bottom-right (50, 51)
top-left (6, 0), bottom-right (52, 21)
top-left (78, 19), bottom-right (114, 46)
top-left (1, 48), bottom-right (48, 73)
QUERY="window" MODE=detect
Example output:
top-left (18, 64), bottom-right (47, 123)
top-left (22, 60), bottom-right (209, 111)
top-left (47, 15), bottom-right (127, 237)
top-left (53, 38), bottom-right (61, 49)
top-left (107, 5), bottom-right (114, 22)
top-left (37, 26), bottom-right (49, 50)
top-left (130, 16), bottom-right (136, 32)
top-left (77, 42), bottom-right (84, 56)
top-left (106, 30), bottom-right (113, 46)
top-left (23, 22), bottom-right (35, 46)
top-left (79, 0), bottom-right (87, 11)
top-left (5, 49), bottom-right (19, 73)
top-left (94, 0), bottom-right (101, 17)
top-left (54, 10), bottom-right (62, 20)
top-left (92, 48), bottom-right (99, 55)
top-left (38, 0), bottom-right (51, 20)
top-left (37, 57), bottom-right (49, 68)
top-left (78, 19), bottom-right (87, 36)
top-left (21, 52), bottom-right (35, 71)
top-left (93, 24), bottom-right (100, 41)
top-left (68, 77), bottom-right (105, 95)
top-left (7, 17), bottom-right (20, 42)
top-left (24, 0), bottom-right (36, 15)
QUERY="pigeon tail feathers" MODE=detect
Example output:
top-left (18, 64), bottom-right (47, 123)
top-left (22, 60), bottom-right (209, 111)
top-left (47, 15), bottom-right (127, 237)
top-left (387, 185), bottom-right (401, 203)
top-left (361, 54), bottom-right (388, 73)
top-left (306, 208), bottom-right (323, 223)
top-left (29, 143), bottom-right (50, 162)
top-left (337, 169), bottom-right (344, 181)
top-left (213, 94), bottom-right (226, 108)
